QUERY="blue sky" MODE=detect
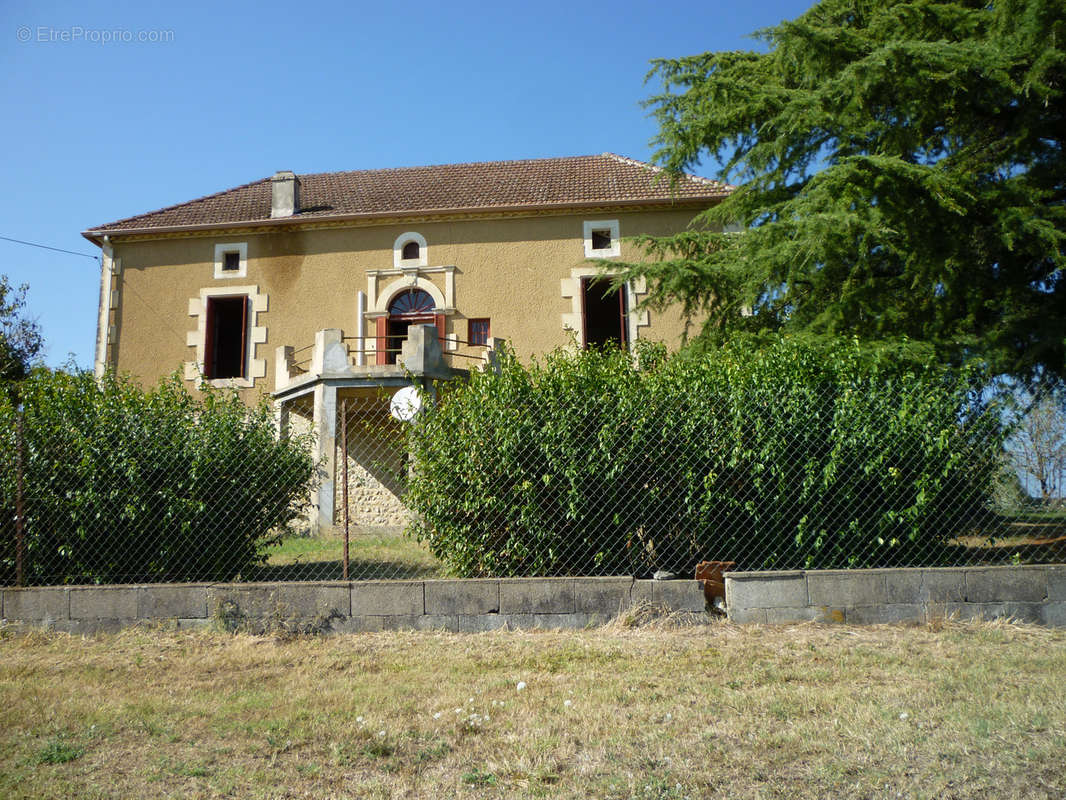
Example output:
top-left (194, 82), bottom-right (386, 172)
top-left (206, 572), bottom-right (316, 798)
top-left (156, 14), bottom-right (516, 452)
top-left (1, 0), bottom-right (813, 368)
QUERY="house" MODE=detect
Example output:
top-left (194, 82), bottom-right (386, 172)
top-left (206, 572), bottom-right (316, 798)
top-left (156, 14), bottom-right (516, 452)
top-left (82, 154), bottom-right (731, 532)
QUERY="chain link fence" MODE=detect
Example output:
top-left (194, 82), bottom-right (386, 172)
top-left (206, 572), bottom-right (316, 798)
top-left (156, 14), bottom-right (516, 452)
top-left (399, 366), bottom-right (1066, 580)
top-left (2, 365), bottom-right (1065, 587)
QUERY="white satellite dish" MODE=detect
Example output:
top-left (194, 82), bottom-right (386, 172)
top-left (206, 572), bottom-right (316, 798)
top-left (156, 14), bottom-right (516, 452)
top-left (389, 386), bottom-right (422, 422)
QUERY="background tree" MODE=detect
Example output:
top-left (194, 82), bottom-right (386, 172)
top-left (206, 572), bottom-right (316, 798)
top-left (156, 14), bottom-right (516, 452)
top-left (0, 276), bottom-right (43, 391)
top-left (1011, 386), bottom-right (1066, 507)
top-left (614, 0), bottom-right (1065, 380)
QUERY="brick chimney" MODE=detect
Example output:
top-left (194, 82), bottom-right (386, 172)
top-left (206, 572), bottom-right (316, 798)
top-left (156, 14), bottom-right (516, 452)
top-left (270, 170), bottom-right (300, 218)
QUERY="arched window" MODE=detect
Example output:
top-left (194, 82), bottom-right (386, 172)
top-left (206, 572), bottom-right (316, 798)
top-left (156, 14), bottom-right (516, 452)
top-left (394, 231), bottom-right (427, 267)
top-left (389, 289), bottom-right (434, 316)
top-left (382, 289), bottom-right (438, 364)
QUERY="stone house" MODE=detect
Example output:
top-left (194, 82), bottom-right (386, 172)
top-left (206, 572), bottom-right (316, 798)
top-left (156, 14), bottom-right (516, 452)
top-left (82, 154), bottom-right (730, 532)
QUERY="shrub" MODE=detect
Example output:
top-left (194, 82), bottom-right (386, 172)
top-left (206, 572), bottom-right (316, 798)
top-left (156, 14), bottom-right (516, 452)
top-left (0, 370), bottom-right (315, 585)
top-left (405, 338), bottom-right (1005, 576)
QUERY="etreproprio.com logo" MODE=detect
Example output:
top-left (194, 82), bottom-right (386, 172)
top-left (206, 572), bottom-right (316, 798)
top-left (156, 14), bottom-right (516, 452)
top-left (16, 25), bottom-right (175, 44)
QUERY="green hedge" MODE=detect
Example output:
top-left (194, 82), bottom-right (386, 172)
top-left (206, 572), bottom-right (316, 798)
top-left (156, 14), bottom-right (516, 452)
top-left (0, 370), bottom-right (315, 585)
top-left (405, 338), bottom-right (1005, 577)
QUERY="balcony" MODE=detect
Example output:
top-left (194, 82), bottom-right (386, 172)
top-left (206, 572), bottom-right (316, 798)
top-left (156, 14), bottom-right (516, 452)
top-left (273, 324), bottom-right (503, 535)
top-left (273, 324), bottom-right (501, 401)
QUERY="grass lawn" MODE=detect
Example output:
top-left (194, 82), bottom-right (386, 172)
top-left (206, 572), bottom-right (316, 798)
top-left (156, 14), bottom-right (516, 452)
top-left (950, 510), bottom-right (1066, 565)
top-left (1, 616), bottom-right (1064, 799)
top-left (247, 511), bottom-right (1066, 583)
top-left (252, 513), bottom-right (1066, 583)
top-left (252, 529), bottom-right (442, 581)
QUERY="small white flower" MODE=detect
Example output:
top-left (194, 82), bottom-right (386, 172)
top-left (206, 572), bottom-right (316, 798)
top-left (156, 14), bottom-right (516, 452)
top-left (378, 730), bottom-right (385, 737)
top-left (563, 699), bottom-right (572, 708)
top-left (468, 697), bottom-right (474, 704)
top-left (899, 712), bottom-right (909, 721)
top-left (665, 713), bottom-right (672, 721)
top-left (516, 681), bottom-right (527, 692)
top-left (455, 708), bottom-right (462, 714)
top-left (356, 716), bottom-right (364, 724)
top-left (433, 712), bottom-right (441, 720)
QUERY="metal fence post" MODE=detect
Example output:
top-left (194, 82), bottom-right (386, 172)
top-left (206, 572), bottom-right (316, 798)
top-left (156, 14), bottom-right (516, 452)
top-left (341, 398), bottom-right (349, 581)
top-left (15, 409), bottom-right (25, 588)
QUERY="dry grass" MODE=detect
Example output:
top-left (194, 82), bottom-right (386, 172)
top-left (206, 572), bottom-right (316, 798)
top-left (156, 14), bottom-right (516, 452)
top-left (1, 615), bottom-right (1065, 799)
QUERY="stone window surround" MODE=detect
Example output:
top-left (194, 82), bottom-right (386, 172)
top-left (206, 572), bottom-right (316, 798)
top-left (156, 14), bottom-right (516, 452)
top-left (213, 241), bottom-right (248, 279)
top-left (560, 268), bottom-right (649, 348)
top-left (366, 266), bottom-right (454, 313)
top-left (583, 219), bottom-right (621, 258)
top-left (185, 284), bottom-right (268, 388)
top-left (366, 266), bottom-right (457, 351)
top-left (393, 231), bottom-right (428, 268)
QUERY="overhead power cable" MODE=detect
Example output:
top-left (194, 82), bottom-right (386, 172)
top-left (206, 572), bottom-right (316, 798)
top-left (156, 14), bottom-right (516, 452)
top-left (0, 235), bottom-right (99, 260)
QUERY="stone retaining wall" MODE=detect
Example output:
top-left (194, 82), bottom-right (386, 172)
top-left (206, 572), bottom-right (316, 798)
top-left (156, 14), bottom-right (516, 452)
top-left (726, 564), bottom-right (1066, 626)
top-left (0, 577), bottom-right (708, 635)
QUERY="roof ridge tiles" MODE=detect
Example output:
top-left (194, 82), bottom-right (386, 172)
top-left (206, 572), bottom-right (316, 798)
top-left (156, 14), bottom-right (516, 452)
top-left (296, 153), bottom-right (599, 180)
top-left (602, 152), bottom-right (731, 188)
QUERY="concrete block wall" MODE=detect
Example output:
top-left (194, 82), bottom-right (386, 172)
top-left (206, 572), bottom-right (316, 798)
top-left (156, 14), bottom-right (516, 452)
top-left (0, 577), bottom-right (710, 635)
top-left (6, 566), bottom-right (1062, 634)
top-left (726, 565), bottom-right (1066, 626)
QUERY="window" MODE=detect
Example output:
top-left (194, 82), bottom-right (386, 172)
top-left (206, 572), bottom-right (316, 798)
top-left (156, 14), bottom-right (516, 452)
top-left (583, 220), bottom-right (620, 258)
top-left (204, 295), bottom-right (248, 379)
top-left (468, 318), bottom-right (490, 346)
top-left (389, 288), bottom-right (435, 315)
top-left (393, 232), bottom-right (428, 267)
top-left (581, 277), bottom-right (627, 349)
top-left (591, 229), bottom-right (611, 250)
top-left (222, 251), bottom-right (240, 272)
top-left (186, 284), bottom-right (268, 388)
top-left (213, 242), bottom-right (247, 278)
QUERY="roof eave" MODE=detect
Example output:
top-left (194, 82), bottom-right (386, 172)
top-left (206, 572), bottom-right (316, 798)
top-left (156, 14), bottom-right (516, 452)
top-left (81, 195), bottom-right (727, 242)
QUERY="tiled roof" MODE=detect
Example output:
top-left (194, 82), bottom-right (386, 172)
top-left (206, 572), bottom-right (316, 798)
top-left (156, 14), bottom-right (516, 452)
top-left (84, 154), bottom-right (730, 235)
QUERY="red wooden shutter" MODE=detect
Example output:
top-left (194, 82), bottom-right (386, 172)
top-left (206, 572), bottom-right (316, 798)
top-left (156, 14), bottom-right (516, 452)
top-left (203, 297), bottom-right (217, 378)
top-left (375, 317), bottom-right (388, 366)
top-left (434, 313), bottom-right (446, 344)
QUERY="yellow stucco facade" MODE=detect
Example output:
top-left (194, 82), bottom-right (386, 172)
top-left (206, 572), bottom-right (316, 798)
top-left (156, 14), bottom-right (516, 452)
top-left (100, 204), bottom-right (716, 401)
